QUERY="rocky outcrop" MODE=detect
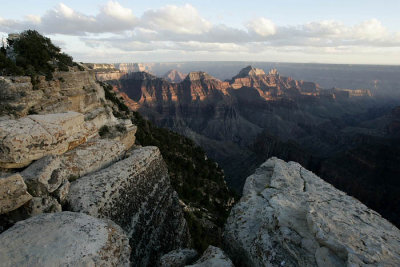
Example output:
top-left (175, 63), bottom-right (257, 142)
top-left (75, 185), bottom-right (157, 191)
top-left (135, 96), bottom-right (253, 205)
top-left (0, 173), bottom-right (32, 214)
top-left (116, 63), bottom-right (150, 73)
top-left (163, 69), bottom-right (187, 83)
top-left (86, 63), bottom-right (126, 81)
top-left (187, 246), bottom-right (234, 267)
top-left (232, 65), bottom-right (266, 78)
top-left (224, 157), bottom-right (400, 266)
top-left (159, 249), bottom-right (198, 267)
top-left (1, 50), bottom-right (192, 266)
top-left (67, 146), bottom-right (190, 266)
top-left (0, 212), bottom-right (131, 266)
top-left (0, 69), bottom-right (105, 118)
top-left (0, 111), bottom-right (97, 168)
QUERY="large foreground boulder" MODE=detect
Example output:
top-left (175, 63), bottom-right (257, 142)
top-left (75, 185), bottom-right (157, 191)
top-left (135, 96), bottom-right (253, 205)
top-left (0, 112), bottom-right (97, 168)
top-left (224, 157), bottom-right (400, 266)
top-left (67, 146), bottom-right (190, 266)
top-left (0, 212), bottom-right (131, 267)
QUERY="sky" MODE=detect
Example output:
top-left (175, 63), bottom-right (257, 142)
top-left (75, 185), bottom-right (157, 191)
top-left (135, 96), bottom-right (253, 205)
top-left (0, 0), bottom-right (399, 64)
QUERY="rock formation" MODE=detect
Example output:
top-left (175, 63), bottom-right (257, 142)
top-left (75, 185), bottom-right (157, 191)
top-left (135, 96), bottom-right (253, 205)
top-left (224, 157), bottom-right (400, 266)
top-left (96, 65), bottom-right (400, 232)
top-left (0, 69), bottom-right (106, 118)
top-left (0, 173), bottom-right (32, 214)
top-left (159, 248), bottom-right (198, 266)
top-left (67, 146), bottom-right (190, 266)
top-left (163, 69), bottom-right (187, 83)
top-left (0, 111), bottom-right (97, 168)
top-left (187, 246), bottom-right (234, 267)
top-left (0, 63), bottom-right (191, 265)
top-left (0, 212), bottom-right (131, 266)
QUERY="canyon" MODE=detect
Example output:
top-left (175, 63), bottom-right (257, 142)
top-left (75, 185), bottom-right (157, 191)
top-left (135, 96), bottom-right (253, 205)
top-left (0, 32), bottom-right (400, 266)
top-left (94, 63), bottom-right (400, 229)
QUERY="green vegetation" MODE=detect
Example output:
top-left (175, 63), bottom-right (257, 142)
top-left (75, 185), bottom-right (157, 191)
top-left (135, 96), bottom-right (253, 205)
top-left (131, 110), bottom-right (234, 252)
top-left (100, 82), bottom-right (130, 119)
top-left (0, 30), bottom-right (75, 81)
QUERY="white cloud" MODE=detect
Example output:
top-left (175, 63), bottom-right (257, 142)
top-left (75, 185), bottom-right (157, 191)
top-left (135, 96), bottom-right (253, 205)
top-left (246, 17), bottom-right (276, 37)
top-left (352, 19), bottom-right (387, 40)
top-left (1, 2), bottom-right (400, 64)
top-left (140, 4), bottom-right (212, 34)
top-left (0, 2), bottom-right (137, 35)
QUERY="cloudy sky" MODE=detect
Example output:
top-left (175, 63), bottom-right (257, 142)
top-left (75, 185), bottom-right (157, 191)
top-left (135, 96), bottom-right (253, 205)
top-left (1, 0), bottom-right (399, 64)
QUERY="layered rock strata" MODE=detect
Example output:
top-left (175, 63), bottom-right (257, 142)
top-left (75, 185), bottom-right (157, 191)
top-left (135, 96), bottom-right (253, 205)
top-left (0, 69), bottom-right (105, 118)
top-left (0, 65), bottom-right (190, 266)
top-left (0, 111), bottom-right (97, 168)
top-left (67, 146), bottom-right (190, 266)
top-left (224, 157), bottom-right (400, 266)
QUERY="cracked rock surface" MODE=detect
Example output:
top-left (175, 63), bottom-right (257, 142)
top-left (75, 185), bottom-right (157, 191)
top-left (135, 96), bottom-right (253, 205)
top-left (224, 157), bottom-right (400, 267)
top-left (187, 246), bottom-right (234, 267)
top-left (67, 146), bottom-right (190, 266)
top-left (0, 112), bottom-right (97, 168)
top-left (0, 211), bottom-right (131, 267)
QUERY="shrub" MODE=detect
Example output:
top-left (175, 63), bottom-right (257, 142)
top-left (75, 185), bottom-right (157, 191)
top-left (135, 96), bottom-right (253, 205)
top-left (0, 30), bottom-right (75, 79)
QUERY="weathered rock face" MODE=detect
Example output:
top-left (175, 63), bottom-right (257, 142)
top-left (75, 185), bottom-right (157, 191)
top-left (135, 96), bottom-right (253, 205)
top-left (159, 249), bottom-right (198, 267)
top-left (187, 246), bottom-right (234, 267)
top-left (67, 146), bottom-right (190, 266)
top-left (163, 69), bottom-right (187, 83)
top-left (0, 111), bottom-right (97, 168)
top-left (0, 173), bottom-right (32, 214)
top-left (0, 69), bottom-right (105, 118)
top-left (1, 60), bottom-right (192, 266)
top-left (116, 63), bottom-right (150, 73)
top-left (224, 157), bottom-right (400, 266)
top-left (0, 212), bottom-right (131, 267)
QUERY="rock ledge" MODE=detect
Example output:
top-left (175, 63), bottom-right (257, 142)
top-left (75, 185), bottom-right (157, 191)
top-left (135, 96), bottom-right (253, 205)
top-left (224, 157), bottom-right (400, 266)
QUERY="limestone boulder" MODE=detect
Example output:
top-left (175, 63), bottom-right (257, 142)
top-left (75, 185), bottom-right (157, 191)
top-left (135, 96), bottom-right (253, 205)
top-left (224, 157), bottom-right (400, 266)
top-left (20, 138), bottom-right (126, 197)
top-left (67, 146), bottom-right (190, 266)
top-left (0, 173), bottom-right (32, 214)
top-left (61, 138), bottom-right (126, 178)
top-left (21, 155), bottom-right (67, 196)
top-left (0, 212), bottom-right (131, 266)
top-left (159, 249), bottom-right (198, 267)
top-left (187, 246), bottom-right (233, 267)
top-left (0, 112), bottom-right (97, 168)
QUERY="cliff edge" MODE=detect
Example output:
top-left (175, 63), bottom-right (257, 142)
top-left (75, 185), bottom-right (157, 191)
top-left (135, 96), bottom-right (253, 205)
top-left (224, 157), bottom-right (400, 266)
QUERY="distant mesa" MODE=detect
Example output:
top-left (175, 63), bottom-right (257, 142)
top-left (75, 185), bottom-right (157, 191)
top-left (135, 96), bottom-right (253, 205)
top-left (112, 63), bottom-right (149, 73)
top-left (268, 68), bottom-right (279, 76)
top-left (184, 71), bottom-right (218, 82)
top-left (163, 69), bottom-right (187, 83)
top-left (233, 65), bottom-right (266, 79)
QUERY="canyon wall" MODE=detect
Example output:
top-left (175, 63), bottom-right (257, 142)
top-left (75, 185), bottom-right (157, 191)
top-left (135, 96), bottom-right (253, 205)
top-left (0, 68), bottom-right (190, 266)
